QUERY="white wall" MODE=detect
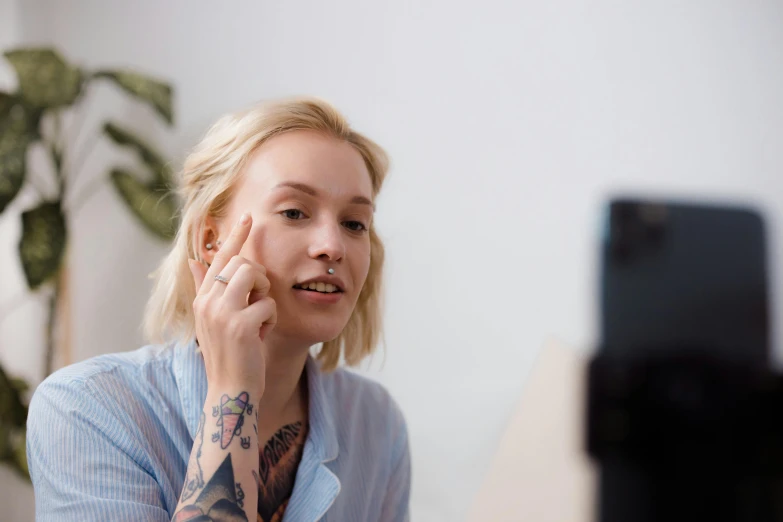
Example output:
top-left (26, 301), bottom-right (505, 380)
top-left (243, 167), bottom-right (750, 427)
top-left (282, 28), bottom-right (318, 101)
top-left (5, 1), bottom-right (783, 520)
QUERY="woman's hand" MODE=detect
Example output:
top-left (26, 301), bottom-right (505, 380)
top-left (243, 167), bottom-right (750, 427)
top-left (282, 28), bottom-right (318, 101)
top-left (173, 213), bottom-right (269, 520)
top-left (187, 212), bottom-right (276, 400)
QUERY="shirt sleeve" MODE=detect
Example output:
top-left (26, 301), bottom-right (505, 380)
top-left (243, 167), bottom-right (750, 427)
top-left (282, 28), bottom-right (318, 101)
top-left (26, 372), bottom-right (171, 522)
top-left (379, 407), bottom-right (412, 522)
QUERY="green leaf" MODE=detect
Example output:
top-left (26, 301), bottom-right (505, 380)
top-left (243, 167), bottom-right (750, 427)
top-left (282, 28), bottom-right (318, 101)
top-left (1, 93), bottom-right (43, 140)
top-left (0, 366), bottom-right (30, 481)
top-left (11, 428), bottom-right (29, 481)
top-left (103, 122), bottom-right (171, 184)
top-left (0, 94), bottom-right (35, 213)
top-left (0, 365), bottom-right (27, 428)
top-left (4, 48), bottom-right (82, 108)
top-left (18, 201), bottom-right (67, 289)
top-left (95, 70), bottom-right (173, 124)
top-left (0, 91), bottom-right (13, 115)
top-left (9, 378), bottom-right (29, 395)
top-left (110, 169), bottom-right (178, 240)
top-left (0, 425), bottom-right (8, 460)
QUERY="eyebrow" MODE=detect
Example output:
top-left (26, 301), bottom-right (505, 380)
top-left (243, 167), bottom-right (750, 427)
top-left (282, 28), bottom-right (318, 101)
top-left (273, 181), bottom-right (375, 209)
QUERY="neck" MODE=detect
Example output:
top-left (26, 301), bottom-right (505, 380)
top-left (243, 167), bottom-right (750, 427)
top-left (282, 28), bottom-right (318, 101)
top-left (258, 333), bottom-right (311, 423)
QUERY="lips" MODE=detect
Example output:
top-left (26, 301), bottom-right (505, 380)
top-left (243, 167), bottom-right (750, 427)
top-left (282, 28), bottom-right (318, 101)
top-left (293, 281), bottom-right (341, 294)
top-left (292, 274), bottom-right (346, 293)
top-left (292, 285), bottom-right (344, 304)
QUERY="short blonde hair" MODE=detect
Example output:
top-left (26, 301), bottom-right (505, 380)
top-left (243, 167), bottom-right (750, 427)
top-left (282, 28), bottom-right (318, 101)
top-left (143, 97), bottom-right (388, 371)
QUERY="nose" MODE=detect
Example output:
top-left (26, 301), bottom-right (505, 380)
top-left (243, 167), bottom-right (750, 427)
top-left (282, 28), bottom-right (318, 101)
top-left (308, 221), bottom-right (345, 262)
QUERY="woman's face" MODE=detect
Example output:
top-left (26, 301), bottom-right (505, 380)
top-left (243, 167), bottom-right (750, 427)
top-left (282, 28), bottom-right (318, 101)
top-left (206, 130), bottom-right (374, 348)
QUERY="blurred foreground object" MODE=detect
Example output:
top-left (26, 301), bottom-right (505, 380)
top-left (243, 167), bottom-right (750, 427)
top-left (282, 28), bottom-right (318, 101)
top-left (467, 339), bottom-right (595, 522)
top-left (0, 47), bottom-right (177, 481)
top-left (587, 199), bottom-right (783, 522)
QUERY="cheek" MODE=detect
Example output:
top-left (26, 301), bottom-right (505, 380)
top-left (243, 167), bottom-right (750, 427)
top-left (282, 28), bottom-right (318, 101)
top-left (352, 242), bottom-right (372, 287)
top-left (242, 221), bottom-right (294, 264)
top-left (240, 226), bottom-right (292, 287)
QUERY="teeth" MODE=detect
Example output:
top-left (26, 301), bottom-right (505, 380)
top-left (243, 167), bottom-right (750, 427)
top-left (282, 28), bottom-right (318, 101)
top-left (296, 282), bottom-right (339, 293)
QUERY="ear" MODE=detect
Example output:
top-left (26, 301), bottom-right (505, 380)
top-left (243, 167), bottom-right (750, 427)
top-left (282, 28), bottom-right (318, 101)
top-left (198, 215), bottom-right (220, 265)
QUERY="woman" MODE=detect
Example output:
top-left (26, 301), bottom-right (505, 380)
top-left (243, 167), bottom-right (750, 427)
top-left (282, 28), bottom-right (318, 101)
top-left (26, 98), bottom-right (411, 522)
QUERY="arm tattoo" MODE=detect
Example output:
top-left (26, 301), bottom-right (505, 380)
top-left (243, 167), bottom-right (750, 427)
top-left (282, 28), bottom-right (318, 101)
top-left (256, 422), bottom-right (306, 522)
top-left (173, 454), bottom-right (248, 521)
top-left (235, 482), bottom-right (245, 509)
top-left (180, 412), bottom-right (206, 501)
top-left (214, 392), bottom-right (250, 449)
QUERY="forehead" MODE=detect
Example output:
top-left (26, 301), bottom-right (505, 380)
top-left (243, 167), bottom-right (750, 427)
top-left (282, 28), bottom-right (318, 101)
top-left (240, 130), bottom-right (373, 198)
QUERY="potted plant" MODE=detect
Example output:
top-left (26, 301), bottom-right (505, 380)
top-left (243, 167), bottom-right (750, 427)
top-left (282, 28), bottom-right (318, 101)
top-left (0, 47), bottom-right (179, 480)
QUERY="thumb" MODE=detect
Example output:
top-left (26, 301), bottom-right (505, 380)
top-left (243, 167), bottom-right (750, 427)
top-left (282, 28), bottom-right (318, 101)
top-left (188, 259), bottom-right (207, 293)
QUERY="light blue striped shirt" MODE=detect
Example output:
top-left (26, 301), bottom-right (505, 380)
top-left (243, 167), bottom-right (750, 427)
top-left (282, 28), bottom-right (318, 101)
top-left (26, 340), bottom-right (411, 521)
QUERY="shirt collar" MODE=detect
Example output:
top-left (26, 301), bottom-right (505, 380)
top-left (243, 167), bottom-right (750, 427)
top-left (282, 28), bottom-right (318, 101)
top-left (304, 355), bottom-right (339, 463)
top-left (282, 356), bottom-right (342, 521)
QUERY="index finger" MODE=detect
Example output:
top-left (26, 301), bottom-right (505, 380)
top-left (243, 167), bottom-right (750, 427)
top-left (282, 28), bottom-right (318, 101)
top-left (200, 211), bottom-right (252, 295)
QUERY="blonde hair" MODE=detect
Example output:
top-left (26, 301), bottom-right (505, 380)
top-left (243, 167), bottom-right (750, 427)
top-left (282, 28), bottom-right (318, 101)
top-left (144, 97), bottom-right (388, 371)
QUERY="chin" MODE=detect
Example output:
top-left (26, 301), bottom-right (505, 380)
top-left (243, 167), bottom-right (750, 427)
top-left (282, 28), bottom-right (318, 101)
top-left (275, 316), bottom-right (350, 347)
top-left (307, 323), bottom-right (348, 345)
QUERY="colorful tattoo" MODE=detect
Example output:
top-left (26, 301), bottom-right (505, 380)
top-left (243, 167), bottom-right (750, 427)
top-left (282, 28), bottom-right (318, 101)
top-left (214, 392), bottom-right (249, 449)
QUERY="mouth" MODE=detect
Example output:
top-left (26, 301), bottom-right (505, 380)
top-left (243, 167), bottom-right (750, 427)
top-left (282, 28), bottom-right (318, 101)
top-left (292, 278), bottom-right (345, 305)
top-left (292, 282), bottom-right (343, 294)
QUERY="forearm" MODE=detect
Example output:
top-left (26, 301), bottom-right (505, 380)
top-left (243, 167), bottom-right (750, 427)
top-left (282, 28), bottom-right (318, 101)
top-left (173, 388), bottom-right (259, 521)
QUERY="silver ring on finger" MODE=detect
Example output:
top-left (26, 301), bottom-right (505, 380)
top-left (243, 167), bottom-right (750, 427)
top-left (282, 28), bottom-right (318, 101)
top-left (214, 274), bottom-right (230, 284)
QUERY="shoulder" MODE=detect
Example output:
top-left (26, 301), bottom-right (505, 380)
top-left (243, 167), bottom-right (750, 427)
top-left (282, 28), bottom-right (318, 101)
top-left (39, 342), bottom-right (175, 387)
top-left (321, 364), bottom-right (405, 420)
top-left (316, 363), bottom-right (408, 450)
top-left (28, 343), bottom-right (179, 439)
top-left (26, 345), bottom-right (182, 519)
top-left (31, 343), bottom-right (174, 405)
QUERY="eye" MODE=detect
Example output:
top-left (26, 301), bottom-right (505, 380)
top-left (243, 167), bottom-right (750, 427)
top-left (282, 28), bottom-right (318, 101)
top-left (343, 220), bottom-right (367, 232)
top-left (281, 209), bottom-right (306, 220)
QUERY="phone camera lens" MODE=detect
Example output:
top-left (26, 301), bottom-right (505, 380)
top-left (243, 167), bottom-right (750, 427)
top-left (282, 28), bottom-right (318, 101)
top-left (639, 204), bottom-right (668, 245)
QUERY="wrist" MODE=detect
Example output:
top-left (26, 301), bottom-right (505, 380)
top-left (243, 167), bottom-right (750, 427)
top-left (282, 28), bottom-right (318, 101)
top-left (202, 388), bottom-right (259, 450)
top-left (206, 383), bottom-right (262, 403)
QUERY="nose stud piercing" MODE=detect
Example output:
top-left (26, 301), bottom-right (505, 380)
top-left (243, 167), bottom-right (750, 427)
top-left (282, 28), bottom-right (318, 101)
top-left (328, 268), bottom-right (335, 275)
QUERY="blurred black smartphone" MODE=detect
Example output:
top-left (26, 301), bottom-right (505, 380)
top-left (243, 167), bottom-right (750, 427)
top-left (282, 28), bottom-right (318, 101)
top-left (601, 199), bottom-right (769, 364)
top-left (596, 198), bottom-right (772, 522)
